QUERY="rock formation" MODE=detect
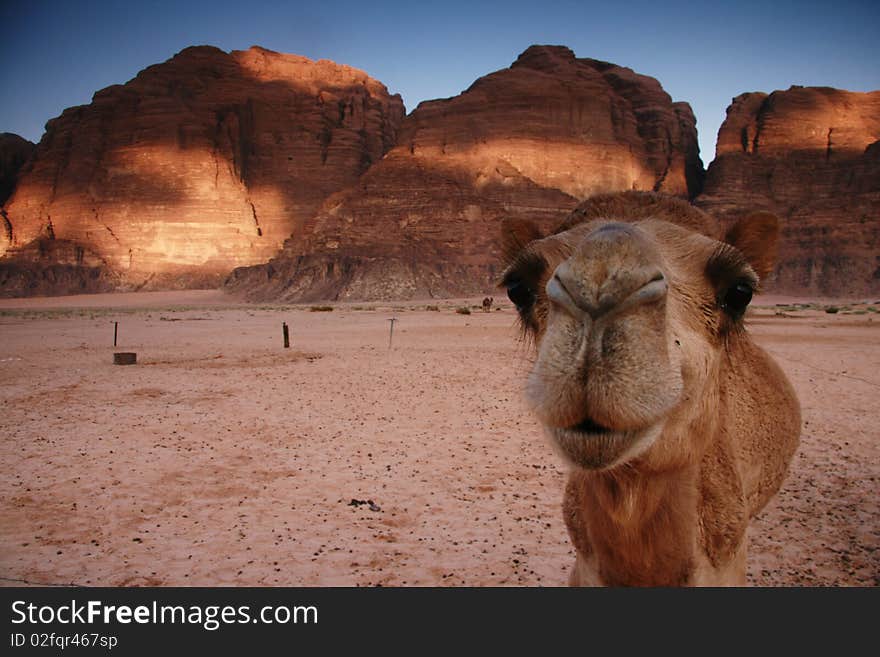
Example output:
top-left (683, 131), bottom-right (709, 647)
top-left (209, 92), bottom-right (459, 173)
top-left (0, 133), bottom-right (34, 206)
top-left (696, 86), bottom-right (880, 296)
top-left (1, 45), bottom-right (404, 295)
top-left (228, 45), bottom-right (704, 301)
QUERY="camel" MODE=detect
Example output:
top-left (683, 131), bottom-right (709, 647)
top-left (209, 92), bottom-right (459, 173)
top-left (500, 191), bottom-right (801, 586)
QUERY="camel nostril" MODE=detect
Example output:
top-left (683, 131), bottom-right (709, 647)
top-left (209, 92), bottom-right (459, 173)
top-left (546, 268), bottom-right (591, 318)
top-left (553, 273), bottom-right (572, 298)
top-left (624, 275), bottom-right (667, 308)
top-left (547, 274), bottom-right (571, 304)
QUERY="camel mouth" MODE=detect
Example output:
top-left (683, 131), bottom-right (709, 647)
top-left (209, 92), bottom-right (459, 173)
top-left (567, 416), bottom-right (613, 435)
top-left (548, 419), bottom-right (665, 471)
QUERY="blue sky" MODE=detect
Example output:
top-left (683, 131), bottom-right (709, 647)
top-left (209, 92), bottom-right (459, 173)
top-left (2, 0), bottom-right (878, 162)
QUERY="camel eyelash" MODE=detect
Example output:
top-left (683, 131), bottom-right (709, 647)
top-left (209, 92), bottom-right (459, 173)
top-left (705, 245), bottom-right (758, 293)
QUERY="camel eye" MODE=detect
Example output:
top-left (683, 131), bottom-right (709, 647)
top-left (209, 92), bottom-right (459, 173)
top-left (721, 280), bottom-right (753, 318)
top-left (506, 279), bottom-right (535, 312)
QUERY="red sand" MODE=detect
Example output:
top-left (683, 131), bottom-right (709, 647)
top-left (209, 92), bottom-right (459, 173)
top-left (0, 291), bottom-right (877, 586)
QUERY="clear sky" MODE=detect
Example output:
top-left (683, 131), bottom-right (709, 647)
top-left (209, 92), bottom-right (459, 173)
top-left (2, 0), bottom-right (878, 163)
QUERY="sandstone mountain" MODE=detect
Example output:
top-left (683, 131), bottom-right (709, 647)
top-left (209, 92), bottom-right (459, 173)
top-left (228, 45), bottom-right (704, 301)
top-left (696, 86), bottom-right (880, 296)
top-left (6, 45), bottom-right (875, 301)
top-left (1, 45), bottom-right (403, 296)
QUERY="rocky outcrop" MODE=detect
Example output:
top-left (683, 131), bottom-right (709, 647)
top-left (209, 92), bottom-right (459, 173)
top-left (1, 45), bottom-right (404, 295)
top-left (0, 133), bottom-right (35, 205)
top-left (0, 239), bottom-right (121, 297)
top-left (228, 45), bottom-right (704, 301)
top-left (697, 87), bottom-right (880, 296)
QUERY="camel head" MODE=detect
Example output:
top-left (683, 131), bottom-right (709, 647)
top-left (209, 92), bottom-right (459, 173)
top-left (501, 192), bottom-right (780, 471)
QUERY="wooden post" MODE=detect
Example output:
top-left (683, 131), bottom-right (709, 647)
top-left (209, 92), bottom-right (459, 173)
top-left (282, 322), bottom-right (290, 349)
top-left (113, 321), bottom-right (118, 347)
top-left (388, 318), bottom-right (397, 349)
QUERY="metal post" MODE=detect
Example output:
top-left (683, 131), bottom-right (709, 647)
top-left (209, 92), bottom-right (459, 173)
top-left (388, 318), bottom-right (397, 349)
top-left (283, 322), bottom-right (290, 349)
top-left (114, 321), bottom-right (118, 347)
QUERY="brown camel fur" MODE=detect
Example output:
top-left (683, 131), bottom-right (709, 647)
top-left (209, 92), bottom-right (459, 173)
top-left (500, 191), bottom-right (801, 586)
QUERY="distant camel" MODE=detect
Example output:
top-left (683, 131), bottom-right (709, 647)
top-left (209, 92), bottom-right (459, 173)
top-left (500, 191), bottom-right (800, 586)
top-left (482, 296), bottom-right (493, 312)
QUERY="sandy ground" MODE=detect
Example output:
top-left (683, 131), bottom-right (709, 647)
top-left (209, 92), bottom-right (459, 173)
top-left (0, 291), bottom-right (877, 587)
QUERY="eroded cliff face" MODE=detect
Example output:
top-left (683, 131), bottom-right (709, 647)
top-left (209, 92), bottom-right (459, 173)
top-left (696, 87), bottom-right (880, 296)
top-left (1, 45), bottom-right (404, 294)
top-left (228, 45), bottom-right (704, 301)
top-left (1, 134), bottom-right (36, 257)
top-left (0, 133), bottom-right (35, 207)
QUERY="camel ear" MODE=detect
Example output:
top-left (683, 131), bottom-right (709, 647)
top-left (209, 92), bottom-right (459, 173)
top-left (722, 212), bottom-right (780, 280)
top-left (501, 218), bottom-right (543, 265)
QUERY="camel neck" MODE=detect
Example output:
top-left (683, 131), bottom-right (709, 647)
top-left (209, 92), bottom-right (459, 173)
top-left (569, 464), bottom-right (699, 586)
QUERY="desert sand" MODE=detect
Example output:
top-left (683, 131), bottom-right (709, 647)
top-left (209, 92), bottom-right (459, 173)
top-left (1, 291), bottom-right (877, 586)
